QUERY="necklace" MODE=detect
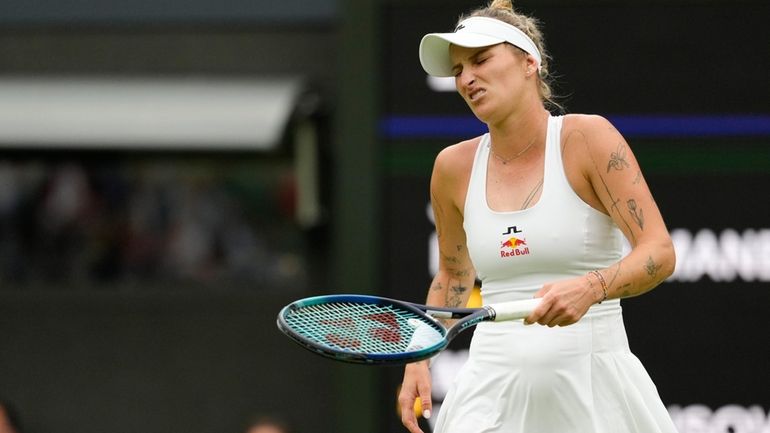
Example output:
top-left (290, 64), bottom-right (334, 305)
top-left (488, 136), bottom-right (537, 164)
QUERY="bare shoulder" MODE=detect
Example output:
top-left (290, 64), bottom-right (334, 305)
top-left (561, 114), bottom-right (629, 170)
top-left (431, 136), bottom-right (482, 212)
top-left (433, 136), bottom-right (482, 179)
top-left (562, 114), bottom-right (619, 149)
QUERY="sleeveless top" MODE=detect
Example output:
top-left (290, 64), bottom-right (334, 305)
top-left (463, 115), bottom-right (623, 316)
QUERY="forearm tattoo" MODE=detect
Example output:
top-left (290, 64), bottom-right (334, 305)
top-left (607, 263), bottom-right (632, 298)
top-left (446, 284), bottom-right (468, 307)
top-left (607, 263), bottom-right (621, 290)
top-left (442, 253), bottom-right (461, 265)
top-left (450, 268), bottom-right (470, 278)
top-left (619, 284), bottom-right (633, 298)
top-left (644, 255), bottom-right (663, 279)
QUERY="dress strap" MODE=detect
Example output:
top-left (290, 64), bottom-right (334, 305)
top-left (463, 133), bottom-right (491, 215)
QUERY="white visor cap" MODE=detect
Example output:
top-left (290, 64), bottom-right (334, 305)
top-left (419, 16), bottom-right (542, 77)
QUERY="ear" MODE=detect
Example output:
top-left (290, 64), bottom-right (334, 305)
top-left (524, 54), bottom-right (539, 77)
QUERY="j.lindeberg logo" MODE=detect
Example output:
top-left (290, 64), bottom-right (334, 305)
top-left (500, 226), bottom-right (530, 258)
top-left (454, 24), bottom-right (466, 32)
top-left (502, 226), bottom-right (523, 235)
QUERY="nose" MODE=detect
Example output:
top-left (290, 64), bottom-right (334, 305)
top-left (456, 69), bottom-right (475, 91)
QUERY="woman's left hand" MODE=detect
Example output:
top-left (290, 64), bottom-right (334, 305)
top-left (524, 275), bottom-right (602, 327)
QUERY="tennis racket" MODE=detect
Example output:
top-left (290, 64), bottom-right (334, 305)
top-left (276, 294), bottom-right (540, 365)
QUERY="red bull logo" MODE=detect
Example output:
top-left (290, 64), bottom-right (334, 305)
top-left (500, 236), bottom-right (530, 258)
top-left (501, 237), bottom-right (527, 248)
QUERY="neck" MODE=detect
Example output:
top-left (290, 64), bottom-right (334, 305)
top-left (487, 103), bottom-right (549, 158)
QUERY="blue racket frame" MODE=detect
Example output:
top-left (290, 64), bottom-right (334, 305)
top-left (277, 294), bottom-right (450, 365)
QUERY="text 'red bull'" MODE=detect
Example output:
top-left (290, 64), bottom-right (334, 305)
top-left (500, 237), bottom-right (530, 258)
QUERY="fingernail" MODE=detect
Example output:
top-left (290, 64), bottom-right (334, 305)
top-left (423, 409), bottom-right (431, 419)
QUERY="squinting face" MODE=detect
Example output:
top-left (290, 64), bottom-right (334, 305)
top-left (450, 43), bottom-right (531, 124)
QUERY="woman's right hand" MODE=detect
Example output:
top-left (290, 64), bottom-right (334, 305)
top-left (398, 360), bottom-right (433, 433)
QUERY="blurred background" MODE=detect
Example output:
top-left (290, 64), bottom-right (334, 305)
top-left (0, 0), bottom-right (768, 432)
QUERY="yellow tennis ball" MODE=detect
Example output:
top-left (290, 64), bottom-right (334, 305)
top-left (467, 286), bottom-right (482, 308)
top-left (413, 397), bottom-right (423, 417)
top-left (395, 386), bottom-right (423, 418)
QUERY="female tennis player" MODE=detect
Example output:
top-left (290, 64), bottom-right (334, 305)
top-left (398, 1), bottom-right (679, 432)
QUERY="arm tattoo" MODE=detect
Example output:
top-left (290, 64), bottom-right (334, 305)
top-left (607, 263), bottom-right (621, 290)
top-left (596, 171), bottom-right (636, 243)
top-left (450, 268), bottom-right (470, 278)
top-left (644, 256), bottom-right (663, 279)
top-left (442, 253), bottom-right (461, 264)
top-left (608, 263), bottom-right (633, 298)
top-left (607, 142), bottom-right (630, 172)
top-left (576, 130), bottom-right (636, 243)
top-left (430, 282), bottom-right (443, 292)
top-left (446, 284), bottom-right (468, 307)
top-left (627, 199), bottom-right (644, 230)
top-left (520, 177), bottom-right (544, 210)
top-left (619, 284), bottom-right (632, 298)
top-left (632, 170), bottom-right (642, 185)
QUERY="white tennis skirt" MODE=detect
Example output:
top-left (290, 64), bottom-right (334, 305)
top-left (433, 310), bottom-right (678, 433)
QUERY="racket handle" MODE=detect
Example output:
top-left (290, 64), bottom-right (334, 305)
top-left (488, 298), bottom-right (541, 321)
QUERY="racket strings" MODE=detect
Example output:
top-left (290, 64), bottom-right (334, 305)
top-left (285, 302), bottom-right (441, 354)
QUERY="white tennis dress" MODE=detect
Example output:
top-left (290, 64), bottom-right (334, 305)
top-left (432, 115), bottom-right (678, 433)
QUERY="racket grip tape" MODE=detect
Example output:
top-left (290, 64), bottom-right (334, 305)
top-left (488, 298), bottom-right (541, 321)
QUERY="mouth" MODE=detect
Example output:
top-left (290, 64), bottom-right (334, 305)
top-left (468, 88), bottom-right (486, 102)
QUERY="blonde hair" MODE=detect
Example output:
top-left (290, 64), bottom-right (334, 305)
top-left (460, 0), bottom-right (562, 112)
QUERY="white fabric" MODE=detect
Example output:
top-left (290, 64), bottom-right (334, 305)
top-left (463, 116), bottom-right (623, 314)
top-left (434, 115), bottom-right (678, 433)
top-left (420, 16), bottom-right (542, 77)
top-left (433, 315), bottom-right (678, 433)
